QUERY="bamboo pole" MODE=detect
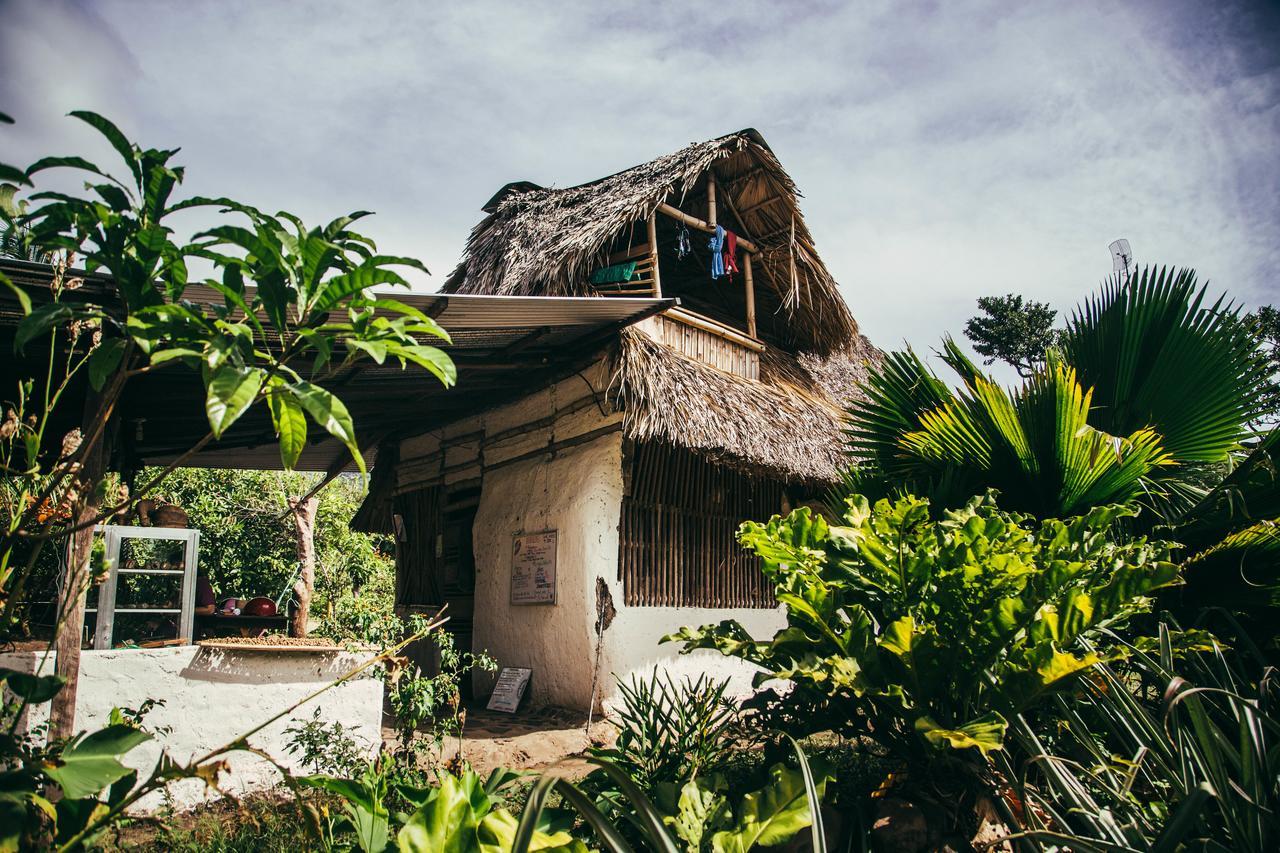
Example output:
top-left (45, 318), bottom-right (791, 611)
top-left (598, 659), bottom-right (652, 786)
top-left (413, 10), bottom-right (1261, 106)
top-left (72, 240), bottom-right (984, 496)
top-left (744, 252), bottom-right (758, 339)
top-left (656, 203), bottom-right (758, 253)
top-left (646, 213), bottom-right (662, 298)
top-left (707, 177), bottom-right (717, 228)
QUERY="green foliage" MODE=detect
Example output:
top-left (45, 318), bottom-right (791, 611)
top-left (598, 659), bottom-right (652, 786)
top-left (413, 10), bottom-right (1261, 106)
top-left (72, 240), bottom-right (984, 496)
top-left (589, 671), bottom-right (738, 794)
top-left (1243, 304), bottom-right (1280, 421)
top-left (666, 493), bottom-right (1180, 760)
top-left (653, 755), bottom-right (832, 853)
top-left (386, 624), bottom-right (498, 763)
top-left (284, 708), bottom-right (368, 777)
top-left (1005, 624), bottom-right (1279, 851)
top-left (151, 467), bottom-right (394, 623)
top-left (962, 293), bottom-right (1061, 377)
top-left (847, 267), bottom-right (1270, 523)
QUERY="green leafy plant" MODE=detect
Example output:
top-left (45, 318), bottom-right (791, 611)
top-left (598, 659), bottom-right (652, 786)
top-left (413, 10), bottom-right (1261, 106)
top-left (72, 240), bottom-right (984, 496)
top-left (1005, 624), bottom-right (1279, 851)
top-left (300, 738), bottom-right (833, 853)
top-left (284, 708), bottom-right (369, 777)
top-left (589, 671), bottom-right (738, 795)
top-left (386, 622), bottom-right (498, 765)
top-left (841, 267), bottom-right (1280, 638)
top-left (667, 492), bottom-right (1181, 762)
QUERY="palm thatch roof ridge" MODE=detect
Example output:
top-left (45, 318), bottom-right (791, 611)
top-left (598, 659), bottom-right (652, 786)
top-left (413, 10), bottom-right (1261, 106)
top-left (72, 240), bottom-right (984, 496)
top-left (611, 329), bottom-right (881, 484)
top-left (445, 129), bottom-right (857, 356)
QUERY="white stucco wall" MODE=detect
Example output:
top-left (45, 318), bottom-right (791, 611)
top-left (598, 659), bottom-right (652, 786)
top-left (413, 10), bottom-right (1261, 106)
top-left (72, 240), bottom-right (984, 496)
top-left (599, 601), bottom-right (786, 711)
top-left (1, 646), bottom-right (382, 812)
top-left (471, 431), bottom-right (621, 708)
top-left (468, 424), bottom-right (786, 711)
top-left (395, 358), bottom-right (788, 712)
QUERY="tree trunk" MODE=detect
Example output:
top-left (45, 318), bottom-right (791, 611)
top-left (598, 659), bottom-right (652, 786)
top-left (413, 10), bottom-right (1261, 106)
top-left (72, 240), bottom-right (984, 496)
top-left (289, 495), bottom-right (317, 637)
top-left (48, 426), bottom-right (110, 741)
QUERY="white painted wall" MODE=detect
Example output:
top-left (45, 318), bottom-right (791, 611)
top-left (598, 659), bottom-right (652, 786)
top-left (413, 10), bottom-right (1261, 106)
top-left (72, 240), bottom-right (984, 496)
top-left (471, 432), bottom-right (620, 708)
top-left (599, 602), bottom-right (786, 712)
top-left (1, 646), bottom-right (382, 812)
top-left (394, 357), bottom-right (788, 711)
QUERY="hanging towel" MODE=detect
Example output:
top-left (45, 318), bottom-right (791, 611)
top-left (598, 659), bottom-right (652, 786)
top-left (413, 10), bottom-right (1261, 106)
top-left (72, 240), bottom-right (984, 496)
top-left (724, 229), bottom-right (740, 279)
top-left (590, 261), bottom-right (637, 284)
top-left (709, 225), bottom-right (726, 279)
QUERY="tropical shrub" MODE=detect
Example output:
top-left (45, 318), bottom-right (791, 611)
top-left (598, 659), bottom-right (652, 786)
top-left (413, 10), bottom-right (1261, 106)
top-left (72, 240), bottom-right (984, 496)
top-left (385, 623), bottom-right (497, 764)
top-left (667, 492), bottom-right (1181, 763)
top-left (284, 708), bottom-right (368, 777)
top-left (588, 671), bottom-right (738, 795)
top-left (1005, 624), bottom-right (1279, 851)
top-left (841, 267), bottom-right (1280, 641)
top-left (844, 268), bottom-right (1269, 522)
top-left (299, 740), bottom-right (832, 853)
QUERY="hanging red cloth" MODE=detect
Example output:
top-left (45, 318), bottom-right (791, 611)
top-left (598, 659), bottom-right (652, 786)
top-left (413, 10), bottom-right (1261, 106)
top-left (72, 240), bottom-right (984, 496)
top-left (723, 229), bottom-right (740, 280)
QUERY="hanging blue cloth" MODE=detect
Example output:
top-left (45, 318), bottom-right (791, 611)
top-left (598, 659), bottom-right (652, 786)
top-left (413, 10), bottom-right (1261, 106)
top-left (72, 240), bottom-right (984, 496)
top-left (709, 225), bottom-right (726, 279)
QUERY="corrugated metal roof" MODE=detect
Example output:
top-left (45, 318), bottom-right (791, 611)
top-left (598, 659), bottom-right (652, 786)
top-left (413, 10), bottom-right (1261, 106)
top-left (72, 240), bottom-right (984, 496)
top-left (0, 259), bottom-right (672, 473)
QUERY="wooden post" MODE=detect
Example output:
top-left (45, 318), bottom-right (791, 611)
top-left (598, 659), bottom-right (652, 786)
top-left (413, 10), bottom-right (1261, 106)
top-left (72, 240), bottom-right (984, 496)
top-left (646, 213), bottom-right (662, 297)
top-left (49, 439), bottom-right (106, 740)
top-left (49, 365), bottom-right (126, 741)
top-left (289, 494), bottom-right (318, 637)
top-left (744, 252), bottom-right (757, 339)
top-left (707, 177), bottom-right (717, 228)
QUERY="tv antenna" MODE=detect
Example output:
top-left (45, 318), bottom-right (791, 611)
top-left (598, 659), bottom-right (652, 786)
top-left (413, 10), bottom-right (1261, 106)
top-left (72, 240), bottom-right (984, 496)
top-left (1108, 238), bottom-right (1134, 283)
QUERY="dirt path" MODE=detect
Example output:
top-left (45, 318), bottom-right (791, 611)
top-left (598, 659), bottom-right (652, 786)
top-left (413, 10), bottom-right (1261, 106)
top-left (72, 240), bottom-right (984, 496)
top-left (387, 706), bottom-right (618, 780)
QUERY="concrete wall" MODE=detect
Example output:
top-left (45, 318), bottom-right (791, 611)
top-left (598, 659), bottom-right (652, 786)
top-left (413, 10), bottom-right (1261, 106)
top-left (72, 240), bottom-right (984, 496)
top-left (1, 646), bottom-right (382, 812)
top-left (471, 431), bottom-right (622, 707)
top-left (392, 358), bottom-right (787, 711)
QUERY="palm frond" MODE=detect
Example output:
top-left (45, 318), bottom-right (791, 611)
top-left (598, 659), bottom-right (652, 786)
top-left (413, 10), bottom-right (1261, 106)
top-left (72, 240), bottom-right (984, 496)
top-left (1063, 266), bottom-right (1267, 465)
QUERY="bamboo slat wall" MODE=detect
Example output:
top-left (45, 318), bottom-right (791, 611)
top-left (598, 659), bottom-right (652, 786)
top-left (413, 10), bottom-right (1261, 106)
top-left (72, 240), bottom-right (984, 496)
top-left (650, 314), bottom-right (760, 379)
top-left (394, 486), bottom-right (443, 606)
top-left (619, 442), bottom-right (780, 608)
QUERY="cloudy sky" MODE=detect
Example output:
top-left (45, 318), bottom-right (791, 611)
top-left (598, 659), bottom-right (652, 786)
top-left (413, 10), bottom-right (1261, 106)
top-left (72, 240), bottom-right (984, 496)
top-left (2, 0), bottom-right (1277, 366)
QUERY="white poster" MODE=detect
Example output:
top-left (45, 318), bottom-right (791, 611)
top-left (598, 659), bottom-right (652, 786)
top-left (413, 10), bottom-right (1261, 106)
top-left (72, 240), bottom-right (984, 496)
top-left (510, 530), bottom-right (557, 605)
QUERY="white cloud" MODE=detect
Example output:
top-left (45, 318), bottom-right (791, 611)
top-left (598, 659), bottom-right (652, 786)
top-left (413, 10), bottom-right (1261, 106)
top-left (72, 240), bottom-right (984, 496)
top-left (1, 0), bottom-right (1276, 368)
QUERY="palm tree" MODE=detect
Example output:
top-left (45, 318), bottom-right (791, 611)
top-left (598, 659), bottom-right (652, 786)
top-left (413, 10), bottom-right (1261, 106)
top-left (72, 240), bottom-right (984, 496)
top-left (840, 266), bottom-right (1278, 637)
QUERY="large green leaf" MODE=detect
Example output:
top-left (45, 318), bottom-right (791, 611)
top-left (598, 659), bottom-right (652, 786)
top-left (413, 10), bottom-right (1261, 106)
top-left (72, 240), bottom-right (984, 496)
top-left (43, 725), bottom-right (150, 800)
top-left (709, 760), bottom-right (828, 853)
top-left (87, 338), bottom-right (128, 392)
top-left (266, 383), bottom-right (307, 469)
top-left (0, 668), bottom-right (66, 703)
top-left (204, 364), bottom-right (264, 438)
top-left (915, 712), bottom-right (1008, 754)
top-left (1063, 266), bottom-right (1266, 465)
top-left (290, 380), bottom-right (364, 473)
top-left (397, 772), bottom-right (480, 852)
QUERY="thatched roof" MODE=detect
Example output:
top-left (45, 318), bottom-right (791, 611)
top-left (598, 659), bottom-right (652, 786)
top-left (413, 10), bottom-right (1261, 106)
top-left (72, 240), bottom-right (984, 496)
top-left (611, 329), bottom-right (882, 484)
top-left (444, 129), bottom-right (857, 356)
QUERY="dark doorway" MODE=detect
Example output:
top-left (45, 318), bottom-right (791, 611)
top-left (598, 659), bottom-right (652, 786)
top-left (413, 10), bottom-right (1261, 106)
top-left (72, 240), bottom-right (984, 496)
top-left (440, 486), bottom-right (479, 699)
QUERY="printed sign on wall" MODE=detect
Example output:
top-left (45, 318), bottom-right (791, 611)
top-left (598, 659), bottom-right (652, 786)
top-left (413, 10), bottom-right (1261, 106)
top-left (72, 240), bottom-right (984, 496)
top-left (510, 530), bottom-right (557, 605)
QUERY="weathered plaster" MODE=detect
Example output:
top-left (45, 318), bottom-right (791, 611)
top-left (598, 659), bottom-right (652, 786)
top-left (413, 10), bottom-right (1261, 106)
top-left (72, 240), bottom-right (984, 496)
top-left (471, 432), bottom-right (620, 707)
top-left (394, 356), bottom-right (788, 711)
top-left (1, 646), bottom-right (382, 812)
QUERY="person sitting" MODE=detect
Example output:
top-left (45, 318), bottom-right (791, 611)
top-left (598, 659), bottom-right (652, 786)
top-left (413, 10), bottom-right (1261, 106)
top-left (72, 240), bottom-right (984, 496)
top-left (194, 567), bottom-right (216, 617)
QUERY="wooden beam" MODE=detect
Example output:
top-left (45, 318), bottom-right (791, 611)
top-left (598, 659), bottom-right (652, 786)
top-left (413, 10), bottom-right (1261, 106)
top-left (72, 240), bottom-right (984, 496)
top-left (645, 213), bottom-right (662, 298)
top-left (495, 326), bottom-right (551, 357)
top-left (656, 203), bottom-right (758, 253)
top-left (738, 195), bottom-right (784, 217)
top-left (426, 297), bottom-right (448, 319)
top-left (606, 242), bottom-right (652, 266)
top-left (744, 253), bottom-right (757, 339)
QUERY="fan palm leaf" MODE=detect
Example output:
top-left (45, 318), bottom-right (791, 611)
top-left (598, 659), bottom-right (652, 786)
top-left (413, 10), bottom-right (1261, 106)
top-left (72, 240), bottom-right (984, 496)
top-left (1062, 266), bottom-right (1267, 465)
